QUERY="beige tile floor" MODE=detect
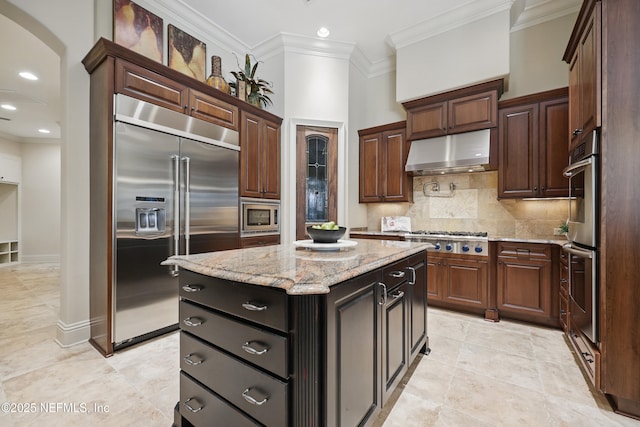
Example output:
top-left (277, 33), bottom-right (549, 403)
top-left (1, 263), bottom-right (639, 427)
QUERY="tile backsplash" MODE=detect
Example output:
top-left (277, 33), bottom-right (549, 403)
top-left (366, 171), bottom-right (568, 240)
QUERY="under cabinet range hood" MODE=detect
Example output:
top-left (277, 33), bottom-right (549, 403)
top-left (405, 129), bottom-right (491, 176)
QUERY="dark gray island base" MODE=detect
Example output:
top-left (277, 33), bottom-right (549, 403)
top-left (165, 239), bottom-right (430, 427)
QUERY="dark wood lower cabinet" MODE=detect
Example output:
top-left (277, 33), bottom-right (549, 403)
top-left (325, 270), bottom-right (382, 426)
top-left (426, 253), bottom-right (490, 318)
top-left (496, 242), bottom-right (559, 327)
top-left (175, 251), bottom-right (428, 427)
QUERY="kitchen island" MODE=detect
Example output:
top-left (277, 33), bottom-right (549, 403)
top-left (164, 239), bottom-right (430, 427)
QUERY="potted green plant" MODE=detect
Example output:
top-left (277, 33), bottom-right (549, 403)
top-left (559, 221), bottom-right (569, 237)
top-left (229, 53), bottom-right (274, 108)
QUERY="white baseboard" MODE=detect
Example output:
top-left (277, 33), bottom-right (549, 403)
top-left (20, 254), bottom-right (61, 263)
top-left (55, 318), bottom-right (90, 347)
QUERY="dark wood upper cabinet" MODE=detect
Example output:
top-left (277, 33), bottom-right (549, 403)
top-left (564, 1), bottom-right (600, 153)
top-left (498, 88), bottom-right (569, 199)
top-left (240, 111), bottom-right (281, 200)
top-left (358, 121), bottom-right (412, 203)
top-left (403, 79), bottom-right (503, 140)
top-left (114, 57), bottom-right (239, 131)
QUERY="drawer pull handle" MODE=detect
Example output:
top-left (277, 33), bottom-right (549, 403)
top-left (183, 316), bottom-right (203, 327)
top-left (406, 266), bottom-right (416, 285)
top-left (182, 284), bottom-right (204, 293)
top-left (391, 290), bottom-right (405, 299)
top-left (183, 353), bottom-right (204, 366)
top-left (242, 341), bottom-right (269, 356)
top-left (389, 270), bottom-right (405, 278)
top-left (378, 282), bottom-right (387, 306)
top-left (184, 397), bottom-right (204, 413)
top-left (242, 388), bottom-right (268, 406)
top-left (242, 302), bottom-right (267, 311)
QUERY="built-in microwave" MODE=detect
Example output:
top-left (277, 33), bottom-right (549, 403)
top-left (241, 198), bottom-right (280, 236)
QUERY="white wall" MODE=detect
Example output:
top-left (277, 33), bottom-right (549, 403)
top-left (20, 142), bottom-right (60, 262)
top-left (2, 0), bottom-right (94, 347)
top-left (280, 48), bottom-right (351, 244)
top-left (502, 14), bottom-right (576, 100)
top-left (396, 10), bottom-right (510, 102)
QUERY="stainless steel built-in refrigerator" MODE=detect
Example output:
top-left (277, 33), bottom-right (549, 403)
top-left (113, 94), bottom-right (239, 349)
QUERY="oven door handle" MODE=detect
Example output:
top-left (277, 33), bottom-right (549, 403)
top-left (562, 243), bottom-right (593, 258)
top-left (562, 156), bottom-right (593, 177)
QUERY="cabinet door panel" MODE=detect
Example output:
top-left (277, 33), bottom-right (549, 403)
top-left (498, 104), bottom-right (539, 198)
top-left (578, 7), bottom-right (598, 139)
top-left (406, 102), bottom-right (447, 139)
top-left (382, 283), bottom-right (408, 404)
top-left (262, 120), bottom-right (281, 199)
top-left (448, 90), bottom-right (497, 133)
top-left (443, 259), bottom-right (488, 308)
top-left (383, 129), bottom-right (409, 201)
top-left (115, 59), bottom-right (186, 113)
top-left (568, 52), bottom-right (581, 147)
top-left (497, 258), bottom-right (551, 317)
top-left (426, 256), bottom-right (442, 301)
top-left (188, 89), bottom-right (239, 130)
top-left (359, 134), bottom-right (382, 202)
top-left (241, 112), bottom-right (262, 198)
top-left (325, 271), bottom-right (381, 427)
top-left (409, 257), bottom-right (427, 357)
top-left (539, 98), bottom-right (569, 197)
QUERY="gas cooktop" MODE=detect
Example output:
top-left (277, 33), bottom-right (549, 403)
top-left (404, 230), bottom-right (489, 255)
top-left (407, 231), bottom-right (488, 238)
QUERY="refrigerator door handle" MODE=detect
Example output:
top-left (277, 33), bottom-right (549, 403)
top-left (183, 156), bottom-right (191, 255)
top-left (171, 154), bottom-right (180, 277)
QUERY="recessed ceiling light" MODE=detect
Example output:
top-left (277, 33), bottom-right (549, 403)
top-left (38, 128), bottom-right (51, 134)
top-left (317, 27), bottom-right (330, 38)
top-left (1, 104), bottom-right (17, 111)
top-left (19, 71), bottom-right (38, 81)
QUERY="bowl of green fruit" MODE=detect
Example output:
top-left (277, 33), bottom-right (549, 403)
top-left (307, 222), bottom-right (347, 244)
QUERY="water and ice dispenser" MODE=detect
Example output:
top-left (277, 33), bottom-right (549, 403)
top-left (135, 197), bottom-right (166, 235)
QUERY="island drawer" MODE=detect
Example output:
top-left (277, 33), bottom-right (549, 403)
top-left (180, 301), bottom-right (289, 378)
top-left (382, 252), bottom-right (423, 289)
top-left (180, 270), bottom-right (288, 333)
top-left (180, 372), bottom-right (260, 427)
top-left (181, 332), bottom-right (289, 427)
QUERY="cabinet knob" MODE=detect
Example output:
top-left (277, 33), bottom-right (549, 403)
top-left (534, 186), bottom-right (538, 191)
top-left (572, 128), bottom-right (583, 137)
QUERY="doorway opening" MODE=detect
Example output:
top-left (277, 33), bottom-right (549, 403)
top-left (296, 125), bottom-right (338, 241)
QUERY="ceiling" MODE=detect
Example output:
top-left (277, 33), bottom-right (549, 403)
top-left (0, 13), bottom-right (60, 142)
top-left (0, 0), bottom-right (580, 142)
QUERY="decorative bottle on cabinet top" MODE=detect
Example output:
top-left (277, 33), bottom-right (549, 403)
top-left (206, 55), bottom-right (230, 94)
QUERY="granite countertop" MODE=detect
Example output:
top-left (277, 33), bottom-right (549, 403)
top-left (349, 230), bottom-right (567, 247)
top-left (162, 239), bottom-right (430, 295)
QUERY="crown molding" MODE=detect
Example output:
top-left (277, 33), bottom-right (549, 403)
top-left (511, 0), bottom-right (581, 32)
top-left (143, 0), bottom-right (249, 55)
top-left (387, 0), bottom-right (515, 51)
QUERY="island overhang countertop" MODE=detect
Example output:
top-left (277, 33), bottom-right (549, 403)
top-left (163, 239), bottom-right (431, 295)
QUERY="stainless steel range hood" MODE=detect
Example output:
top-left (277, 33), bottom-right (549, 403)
top-left (405, 129), bottom-right (491, 176)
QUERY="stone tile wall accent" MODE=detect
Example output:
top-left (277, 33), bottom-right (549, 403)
top-left (366, 171), bottom-right (568, 240)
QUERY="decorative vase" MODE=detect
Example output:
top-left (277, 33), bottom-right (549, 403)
top-left (206, 56), bottom-right (230, 94)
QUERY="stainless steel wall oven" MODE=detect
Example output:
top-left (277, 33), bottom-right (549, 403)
top-left (563, 131), bottom-right (599, 344)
